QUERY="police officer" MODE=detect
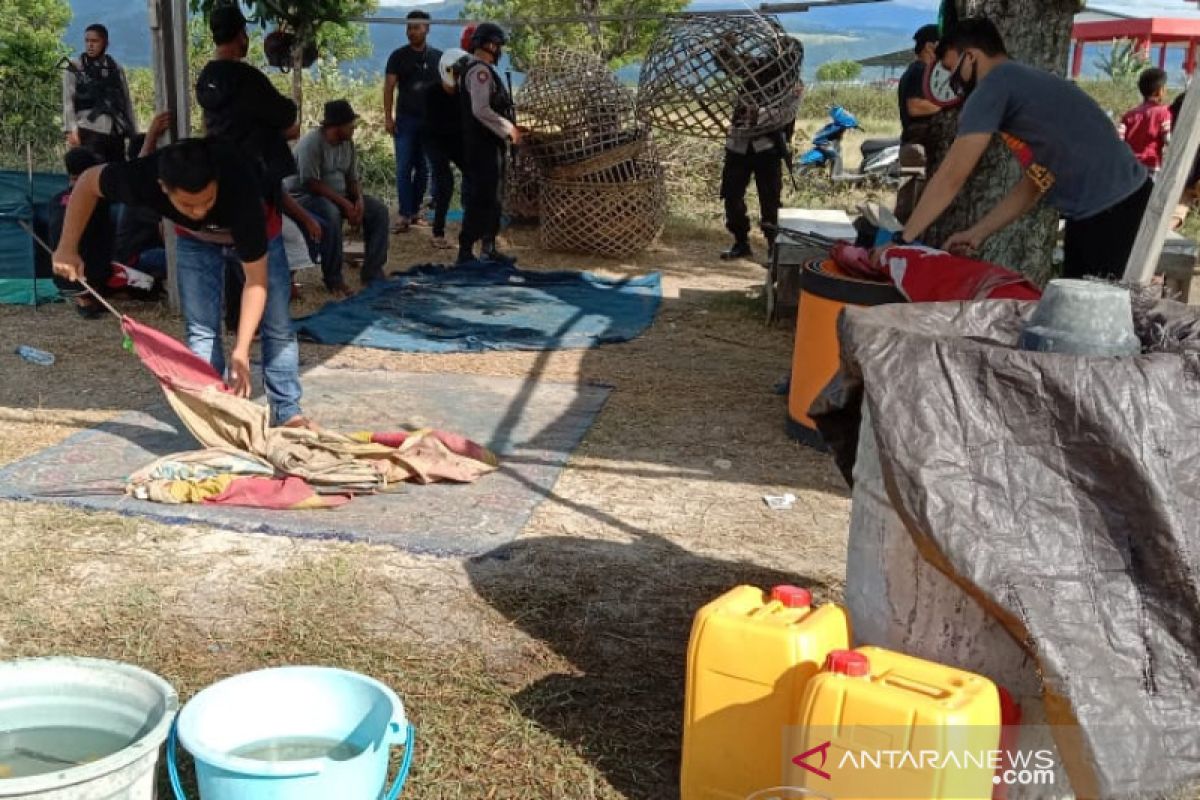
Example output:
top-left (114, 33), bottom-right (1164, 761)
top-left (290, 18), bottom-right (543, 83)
top-left (457, 23), bottom-right (520, 265)
top-left (62, 24), bottom-right (138, 163)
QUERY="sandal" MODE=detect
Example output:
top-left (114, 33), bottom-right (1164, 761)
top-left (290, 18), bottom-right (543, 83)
top-left (431, 236), bottom-right (454, 250)
top-left (392, 218), bottom-right (410, 234)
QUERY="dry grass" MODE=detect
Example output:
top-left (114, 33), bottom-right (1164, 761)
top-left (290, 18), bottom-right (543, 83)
top-left (0, 214), bottom-right (852, 798)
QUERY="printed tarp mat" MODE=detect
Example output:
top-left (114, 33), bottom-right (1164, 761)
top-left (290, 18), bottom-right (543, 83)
top-left (0, 367), bottom-right (610, 555)
top-left (295, 262), bottom-right (662, 353)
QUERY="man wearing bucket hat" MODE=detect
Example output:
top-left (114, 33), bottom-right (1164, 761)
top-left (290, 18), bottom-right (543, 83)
top-left (287, 100), bottom-right (390, 290)
top-left (457, 22), bottom-right (521, 265)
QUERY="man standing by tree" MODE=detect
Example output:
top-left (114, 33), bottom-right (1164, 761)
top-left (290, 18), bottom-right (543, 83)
top-left (898, 25), bottom-right (942, 145)
top-left (457, 22), bottom-right (519, 265)
top-left (288, 100), bottom-right (390, 291)
top-left (894, 24), bottom-right (942, 221)
top-left (898, 18), bottom-right (1149, 280)
top-left (62, 24), bottom-right (137, 163)
top-left (384, 9), bottom-right (442, 234)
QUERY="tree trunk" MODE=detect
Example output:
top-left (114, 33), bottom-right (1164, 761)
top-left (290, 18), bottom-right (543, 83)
top-left (924, 0), bottom-right (1082, 285)
top-left (291, 44), bottom-right (304, 119)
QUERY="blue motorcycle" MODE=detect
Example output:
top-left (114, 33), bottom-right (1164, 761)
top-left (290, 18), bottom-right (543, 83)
top-left (797, 106), bottom-right (905, 186)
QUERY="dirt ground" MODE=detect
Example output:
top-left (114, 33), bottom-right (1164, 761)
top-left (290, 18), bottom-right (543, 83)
top-left (0, 216), bottom-right (851, 798)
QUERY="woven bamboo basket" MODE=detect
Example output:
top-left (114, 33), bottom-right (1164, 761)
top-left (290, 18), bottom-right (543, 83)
top-left (517, 46), bottom-right (644, 169)
top-left (504, 146), bottom-right (542, 222)
top-left (539, 158), bottom-right (667, 259)
top-left (637, 14), bottom-right (804, 140)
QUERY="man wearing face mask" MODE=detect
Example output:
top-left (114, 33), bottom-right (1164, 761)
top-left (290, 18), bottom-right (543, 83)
top-left (897, 18), bottom-right (1150, 280)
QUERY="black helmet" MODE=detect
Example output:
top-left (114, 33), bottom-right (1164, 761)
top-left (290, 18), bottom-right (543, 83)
top-left (470, 22), bottom-right (507, 50)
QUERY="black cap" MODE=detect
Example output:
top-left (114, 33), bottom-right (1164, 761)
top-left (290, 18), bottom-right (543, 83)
top-left (321, 99), bottom-right (359, 128)
top-left (209, 4), bottom-right (247, 40)
top-left (470, 22), bottom-right (507, 49)
top-left (913, 23), bottom-right (940, 52)
top-left (406, 9), bottom-right (430, 21)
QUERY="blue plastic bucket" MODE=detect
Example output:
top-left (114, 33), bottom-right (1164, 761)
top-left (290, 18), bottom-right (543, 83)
top-left (168, 666), bottom-right (413, 800)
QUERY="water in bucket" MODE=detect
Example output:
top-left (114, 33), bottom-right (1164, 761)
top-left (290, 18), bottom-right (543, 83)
top-left (228, 737), bottom-right (363, 763)
top-left (0, 726), bottom-right (135, 778)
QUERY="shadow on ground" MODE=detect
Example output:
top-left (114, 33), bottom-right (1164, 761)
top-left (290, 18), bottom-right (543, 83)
top-left (466, 528), bottom-right (833, 798)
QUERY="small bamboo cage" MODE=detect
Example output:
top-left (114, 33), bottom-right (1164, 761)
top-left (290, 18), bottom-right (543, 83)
top-left (539, 157), bottom-right (667, 259)
top-left (637, 14), bottom-right (804, 140)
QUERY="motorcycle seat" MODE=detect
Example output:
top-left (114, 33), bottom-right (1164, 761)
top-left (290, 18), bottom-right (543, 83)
top-left (861, 138), bottom-right (901, 156)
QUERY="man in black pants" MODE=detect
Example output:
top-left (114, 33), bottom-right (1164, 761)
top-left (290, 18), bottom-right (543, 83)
top-left (48, 148), bottom-right (114, 318)
top-left (457, 23), bottom-right (520, 265)
top-left (423, 47), bottom-right (470, 250)
top-left (718, 47), bottom-right (801, 262)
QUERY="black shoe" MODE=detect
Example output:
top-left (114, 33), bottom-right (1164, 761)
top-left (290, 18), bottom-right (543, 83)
top-left (75, 299), bottom-right (104, 320)
top-left (720, 241), bottom-right (753, 260)
top-left (480, 247), bottom-right (516, 265)
top-left (455, 250), bottom-right (476, 265)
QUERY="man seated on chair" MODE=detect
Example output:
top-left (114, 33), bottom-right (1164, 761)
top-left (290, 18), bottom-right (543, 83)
top-left (49, 147), bottom-right (114, 318)
top-left (287, 100), bottom-right (389, 295)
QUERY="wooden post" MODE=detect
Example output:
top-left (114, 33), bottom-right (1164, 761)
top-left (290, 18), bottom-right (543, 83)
top-left (1159, 42), bottom-right (1168, 70)
top-left (1123, 87), bottom-right (1200, 285)
top-left (1186, 39), bottom-right (1197, 79)
top-left (147, 0), bottom-right (191, 311)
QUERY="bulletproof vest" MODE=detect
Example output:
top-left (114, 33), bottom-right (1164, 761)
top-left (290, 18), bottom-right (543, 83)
top-left (73, 55), bottom-right (125, 116)
top-left (458, 57), bottom-right (515, 148)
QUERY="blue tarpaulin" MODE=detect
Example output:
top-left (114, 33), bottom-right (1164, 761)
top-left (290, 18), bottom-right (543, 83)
top-left (295, 262), bottom-right (662, 352)
top-left (0, 170), bottom-right (67, 305)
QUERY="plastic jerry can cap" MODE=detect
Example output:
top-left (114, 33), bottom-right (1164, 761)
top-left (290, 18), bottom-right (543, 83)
top-left (825, 650), bottom-right (871, 677)
top-left (770, 585), bottom-right (813, 608)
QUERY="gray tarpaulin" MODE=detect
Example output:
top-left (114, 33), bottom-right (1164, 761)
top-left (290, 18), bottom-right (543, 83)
top-left (811, 299), bottom-right (1200, 799)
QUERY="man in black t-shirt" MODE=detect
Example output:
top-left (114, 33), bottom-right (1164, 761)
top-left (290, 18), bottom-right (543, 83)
top-left (48, 148), bottom-right (113, 319)
top-left (898, 24), bottom-right (941, 145)
top-left (52, 139), bottom-right (310, 429)
top-left (423, 47), bottom-right (470, 249)
top-left (384, 10), bottom-right (443, 233)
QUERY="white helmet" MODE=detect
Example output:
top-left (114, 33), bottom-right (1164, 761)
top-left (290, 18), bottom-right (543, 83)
top-left (439, 48), bottom-right (468, 88)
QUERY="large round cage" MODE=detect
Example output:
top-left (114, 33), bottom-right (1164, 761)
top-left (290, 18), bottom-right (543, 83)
top-left (516, 46), bottom-right (647, 169)
top-left (539, 158), bottom-right (667, 259)
top-left (637, 14), bottom-right (804, 140)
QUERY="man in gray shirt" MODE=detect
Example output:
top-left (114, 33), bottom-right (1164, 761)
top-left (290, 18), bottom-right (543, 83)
top-left (898, 18), bottom-right (1150, 280)
top-left (287, 100), bottom-right (389, 293)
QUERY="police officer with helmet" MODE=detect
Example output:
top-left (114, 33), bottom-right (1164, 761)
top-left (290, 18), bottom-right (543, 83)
top-left (457, 22), bottom-right (521, 265)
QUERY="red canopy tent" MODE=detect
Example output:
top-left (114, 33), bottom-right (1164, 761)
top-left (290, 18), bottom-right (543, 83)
top-left (1071, 9), bottom-right (1200, 78)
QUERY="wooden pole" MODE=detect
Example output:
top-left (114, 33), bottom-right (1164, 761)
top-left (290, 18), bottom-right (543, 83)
top-left (148, 0), bottom-right (191, 311)
top-left (1123, 87), bottom-right (1200, 285)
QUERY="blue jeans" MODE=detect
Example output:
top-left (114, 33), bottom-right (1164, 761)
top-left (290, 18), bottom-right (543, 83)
top-left (394, 114), bottom-right (432, 218)
top-left (176, 234), bottom-right (302, 426)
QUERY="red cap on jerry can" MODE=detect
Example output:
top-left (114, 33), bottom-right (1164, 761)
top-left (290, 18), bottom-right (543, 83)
top-left (770, 585), bottom-right (813, 608)
top-left (825, 650), bottom-right (871, 677)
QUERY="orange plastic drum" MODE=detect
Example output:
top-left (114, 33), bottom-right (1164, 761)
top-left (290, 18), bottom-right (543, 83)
top-left (788, 260), bottom-right (904, 448)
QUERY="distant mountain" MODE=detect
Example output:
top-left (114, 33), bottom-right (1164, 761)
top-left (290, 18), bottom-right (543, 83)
top-left (64, 0), bottom-right (1164, 81)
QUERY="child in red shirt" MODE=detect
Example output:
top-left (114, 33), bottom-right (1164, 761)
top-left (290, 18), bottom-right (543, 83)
top-left (1120, 68), bottom-right (1172, 173)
